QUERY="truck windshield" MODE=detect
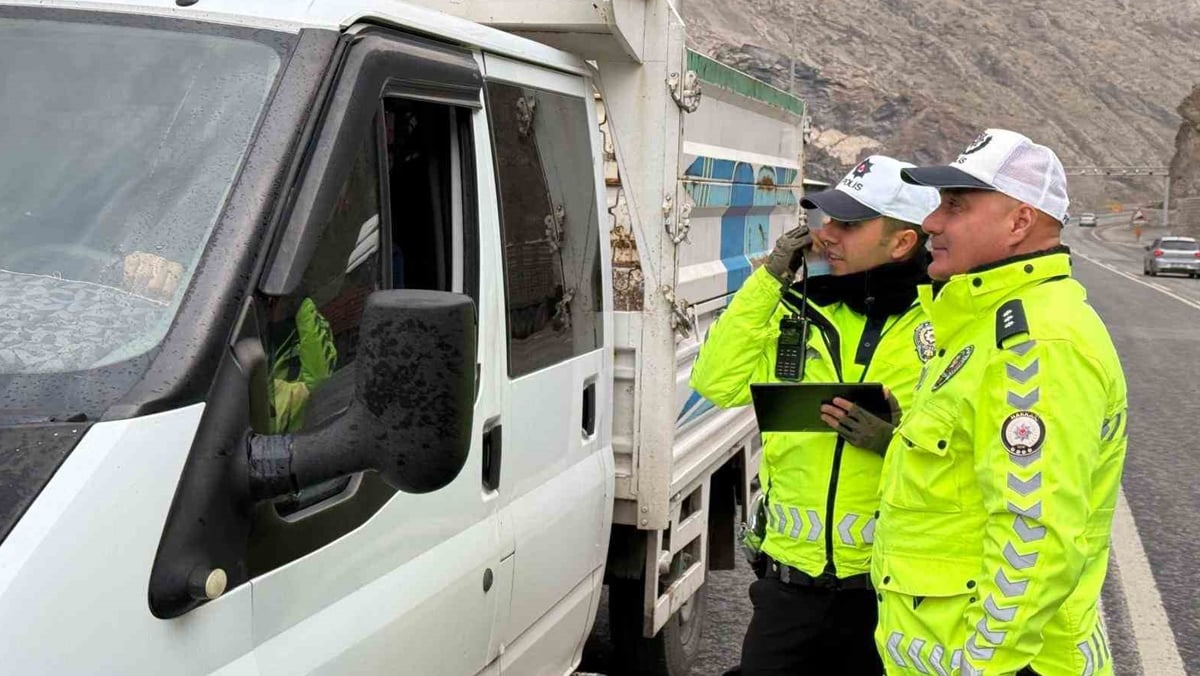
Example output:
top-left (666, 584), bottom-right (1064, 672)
top-left (0, 12), bottom-right (288, 420)
top-left (0, 15), bottom-right (282, 373)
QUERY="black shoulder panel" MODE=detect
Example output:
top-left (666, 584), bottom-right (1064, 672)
top-left (996, 299), bottom-right (1030, 347)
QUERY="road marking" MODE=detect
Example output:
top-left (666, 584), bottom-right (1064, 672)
top-left (1111, 488), bottom-right (1188, 675)
top-left (1071, 246), bottom-right (1191, 673)
top-left (1073, 250), bottom-right (1200, 312)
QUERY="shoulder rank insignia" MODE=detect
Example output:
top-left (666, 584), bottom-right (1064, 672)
top-left (996, 299), bottom-right (1030, 347)
top-left (913, 321), bottom-right (936, 363)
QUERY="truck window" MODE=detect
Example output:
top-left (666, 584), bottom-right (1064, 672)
top-left (266, 115), bottom-right (384, 435)
top-left (251, 96), bottom-right (479, 573)
top-left (386, 98), bottom-right (457, 293)
top-left (486, 81), bottom-right (604, 377)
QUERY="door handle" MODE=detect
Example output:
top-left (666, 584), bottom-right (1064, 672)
top-left (482, 418), bottom-right (502, 491)
top-left (582, 382), bottom-right (597, 437)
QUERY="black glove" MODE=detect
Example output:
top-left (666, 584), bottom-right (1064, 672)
top-left (764, 225), bottom-right (813, 284)
top-left (829, 391), bottom-right (902, 456)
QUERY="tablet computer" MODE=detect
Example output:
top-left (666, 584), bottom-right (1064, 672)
top-left (749, 382), bottom-right (889, 433)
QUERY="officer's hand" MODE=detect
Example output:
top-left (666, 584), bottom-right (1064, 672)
top-left (819, 389), bottom-right (902, 456)
top-left (764, 225), bottom-right (814, 284)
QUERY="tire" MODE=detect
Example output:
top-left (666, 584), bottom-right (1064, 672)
top-left (609, 577), bottom-right (708, 676)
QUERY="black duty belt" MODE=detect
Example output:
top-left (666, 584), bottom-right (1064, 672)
top-left (764, 557), bottom-right (872, 591)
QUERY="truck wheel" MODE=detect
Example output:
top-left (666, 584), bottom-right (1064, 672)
top-left (608, 579), bottom-right (707, 676)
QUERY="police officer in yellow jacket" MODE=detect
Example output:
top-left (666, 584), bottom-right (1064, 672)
top-left (692, 155), bottom-right (940, 675)
top-left (868, 129), bottom-right (1127, 676)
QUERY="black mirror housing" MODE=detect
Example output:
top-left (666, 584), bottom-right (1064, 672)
top-left (249, 290), bottom-right (476, 498)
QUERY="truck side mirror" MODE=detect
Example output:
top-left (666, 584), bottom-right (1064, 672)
top-left (248, 290), bottom-right (476, 498)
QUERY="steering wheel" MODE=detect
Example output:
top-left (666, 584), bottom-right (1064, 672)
top-left (3, 244), bottom-right (122, 279)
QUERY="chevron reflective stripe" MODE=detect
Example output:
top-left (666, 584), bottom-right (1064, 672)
top-left (1104, 411), bottom-right (1124, 441)
top-left (1008, 500), bottom-right (1047, 544)
top-left (1007, 500), bottom-right (1043, 520)
top-left (1093, 633), bottom-right (1106, 669)
top-left (886, 632), bottom-right (908, 667)
top-left (806, 510), bottom-right (822, 542)
top-left (951, 649), bottom-right (963, 671)
top-left (1010, 447), bottom-right (1042, 467)
top-left (1003, 542), bottom-right (1039, 570)
top-left (788, 506), bottom-right (803, 539)
top-left (1007, 387), bottom-right (1040, 409)
top-left (838, 513), bottom-right (860, 545)
top-left (966, 633), bottom-right (995, 660)
top-left (773, 503), bottom-right (787, 535)
top-left (984, 594), bottom-right (1018, 622)
top-left (961, 661), bottom-right (983, 676)
top-left (907, 637), bottom-right (932, 674)
top-left (1007, 471), bottom-right (1042, 496)
top-left (1078, 639), bottom-right (1096, 676)
top-left (1013, 515), bottom-right (1047, 543)
top-left (1006, 359), bottom-right (1039, 384)
top-left (862, 516), bottom-right (876, 544)
top-left (995, 567), bottom-right (1029, 597)
top-left (1009, 340), bottom-right (1037, 356)
top-left (929, 644), bottom-right (951, 676)
top-left (975, 616), bottom-right (1007, 644)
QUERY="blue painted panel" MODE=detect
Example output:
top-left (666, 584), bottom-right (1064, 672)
top-left (684, 156), bottom-right (736, 180)
top-left (676, 389), bottom-right (718, 427)
top-left (730, 163), bottom-right (755, 207)
top-left (744, 214), bottom-right (771, 255)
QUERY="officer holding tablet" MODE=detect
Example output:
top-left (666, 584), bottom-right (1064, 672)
top-left (692, 155), bottom-right (939, 674)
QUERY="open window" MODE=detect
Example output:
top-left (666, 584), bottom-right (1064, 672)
top-left (247, 28), bottom-right (481, 577)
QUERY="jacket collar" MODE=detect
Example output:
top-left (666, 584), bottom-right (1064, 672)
top-left (920, 246), bottom-right (1072, 343)
top-left (788, 252), bottom-right (930, 319)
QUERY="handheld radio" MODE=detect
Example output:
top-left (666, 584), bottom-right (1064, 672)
top-left (774, 247), bottom-right (811, 381)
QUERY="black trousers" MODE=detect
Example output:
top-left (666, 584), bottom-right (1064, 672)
top-left (725, 577), bottom-right (882, 676)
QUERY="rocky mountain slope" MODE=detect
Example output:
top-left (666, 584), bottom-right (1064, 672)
top-left (1170, 84), bottom-right (1200, 200)
top-left (683, 0), bottom-right (1200, 208)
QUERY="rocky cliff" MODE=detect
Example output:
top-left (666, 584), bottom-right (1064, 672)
top-left (1170, 84), bottom-right (1200, 200)
top-left (683, 0), bottom-right (1200, 208)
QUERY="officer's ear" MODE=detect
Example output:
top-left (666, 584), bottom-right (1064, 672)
top-left (887, 224), bottom-right (920, 261)
top-left (1008, 203), bottom-right (1039, 242)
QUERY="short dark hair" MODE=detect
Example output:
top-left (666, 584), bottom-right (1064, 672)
top-left (882, 216), bottom-right (928, 256)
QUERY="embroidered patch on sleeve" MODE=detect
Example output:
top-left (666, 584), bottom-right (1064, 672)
top-left (1001, 411), bottom-right (1045, 457)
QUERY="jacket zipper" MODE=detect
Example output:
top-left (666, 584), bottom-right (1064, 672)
top-left (784, 294), bottom-right (846, 573)
top-left (790, 292), bottom-right (914, 575)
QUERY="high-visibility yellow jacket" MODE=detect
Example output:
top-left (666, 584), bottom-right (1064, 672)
top-left (691, 265), bottom-right (934, 578)
top-left (873, 250), bottom-right (1127, 674)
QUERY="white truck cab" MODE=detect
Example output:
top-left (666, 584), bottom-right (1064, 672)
top-left (0, 2), bottom-right (805, 674)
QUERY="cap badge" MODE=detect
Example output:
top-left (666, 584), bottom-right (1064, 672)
top-left (851, 158), bottom-right (874, 178)
top-left (963, 133), bottom-right (993, 155)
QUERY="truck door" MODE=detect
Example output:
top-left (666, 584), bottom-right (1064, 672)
top-left (242, 29), bottom-right (510, 675)
top-left (479, 54), bottom-right (615, 673)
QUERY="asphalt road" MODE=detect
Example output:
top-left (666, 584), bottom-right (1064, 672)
top-left (585, 217), bottom-right (1200, 675)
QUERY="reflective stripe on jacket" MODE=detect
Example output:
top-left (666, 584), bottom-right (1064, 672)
top-left (692, 265), bottom-right (933, 578)
top-left (873, 250), bottom-right (1127, 674)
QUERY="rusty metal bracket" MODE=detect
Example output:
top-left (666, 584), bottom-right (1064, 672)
top-left (661, 285), bottom-right (693, 338)
top-left (667, 70), bottom-right (702, 113)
